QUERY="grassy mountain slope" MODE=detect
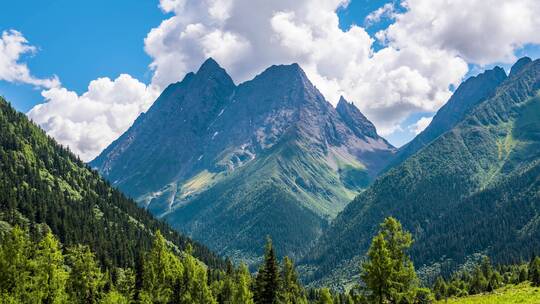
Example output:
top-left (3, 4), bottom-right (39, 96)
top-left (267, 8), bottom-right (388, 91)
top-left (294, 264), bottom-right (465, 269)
top-left (0, 97), bottom-right (224, 269)
top-left (163, 132), bottom-right (362, 264)
top-left (437, 283), bottom-right (540, 304)
top-left (302, 59), bottom-right (540, 287)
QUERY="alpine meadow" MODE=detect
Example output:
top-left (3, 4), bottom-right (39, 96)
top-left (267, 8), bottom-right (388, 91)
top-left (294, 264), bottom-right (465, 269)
top-left (2, 1), bottom-right (540, 303)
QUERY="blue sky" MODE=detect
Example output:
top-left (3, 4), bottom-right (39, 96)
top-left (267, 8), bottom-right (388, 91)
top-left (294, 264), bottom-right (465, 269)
top-left (0, 1), bottom-right (167, 112)
top-left (1, 0), bottom-right (540, 158)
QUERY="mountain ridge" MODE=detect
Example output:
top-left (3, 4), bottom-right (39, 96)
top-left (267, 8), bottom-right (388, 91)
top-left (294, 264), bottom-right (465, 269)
top-left (301, 58), bottom-right (540, 289)
top-left (386, 65), bottom-right (508, 170)
top-left (91, 59), bottom-right (395, 263)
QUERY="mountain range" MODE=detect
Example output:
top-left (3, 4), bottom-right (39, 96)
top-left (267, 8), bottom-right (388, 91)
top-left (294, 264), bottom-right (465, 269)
top-left (301, 57), bottom-right (540, 288)
top-left (90, 59), bottom-right (395, 263)
top-left (2, 53), bottom-right (540, 293)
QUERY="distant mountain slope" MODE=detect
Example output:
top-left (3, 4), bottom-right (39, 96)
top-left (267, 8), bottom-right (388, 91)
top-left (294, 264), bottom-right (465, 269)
top-left (0, 97), bottom-right (223, 269)
top-left (387, 65), bottom-right (508, 169)
top-left (302, 58), bottom-right (540, 288)
top-left (91, 59), bottom-right (395, 263)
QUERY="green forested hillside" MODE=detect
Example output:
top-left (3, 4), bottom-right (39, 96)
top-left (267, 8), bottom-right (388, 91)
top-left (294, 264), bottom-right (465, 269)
top-left (0, 97), bottom-right (223, 270)
top-left (302, 59), bottom-right (540, 287)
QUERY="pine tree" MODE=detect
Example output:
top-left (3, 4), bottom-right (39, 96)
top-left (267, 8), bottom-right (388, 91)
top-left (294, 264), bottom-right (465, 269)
top-left (217, 269), bottom-right (235, 303)
top-left (100, 290), bottom-right (129, 304)
top-left (66, 244), bottom-right (105, 304)
top-left (487, 271), bottom-right (502, 292)
top-left (433, 276), bottom-right (447, 300)
top-left (360, 217), bottom-right (421, 303)
top-left (255, 237), bottom-right (280, 304)
top-left (34, 231), bottom-right (69, 303)
top-left (469, 266), bottom-right (487, 294)
top-left (178, 244), bottom-right (216, 304)
top-left (318, 288), bottom-right (334, 304)
top-left (140, 231), bottom-right (183, 303)
top-left (519, 266), bottom-right (528, 283)
top-left (0, 226), bottom-right (34, 302)
top-left (529, 256), bottom-right (540, 287)
top-left (379, 217), bottom-right (418, 302)
top-left (361, 234), bottom-right (393, 304)
top-left (234, 264), bottom-right (254, 304)
top-left (279, 256), bottom-right (307, 304)
top-left (115, 268), bottom-right (135, 302)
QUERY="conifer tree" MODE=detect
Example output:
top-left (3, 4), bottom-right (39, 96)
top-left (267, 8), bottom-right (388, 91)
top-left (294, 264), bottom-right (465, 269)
top-left (318, 288), bottom-right (334, 304)
top-left (361, 234), bottom-right (393, 304)
top-left (66, 244), bottom-right (105, 304)
top-left (529, 256), bottom-right (540, 287)
top-left (216, 261), bottom-right (236, 304)
top-left (469, 266), bottom-right (487, 294)
top-left (234, 264), bottom-right (254, 304)
top-left (34, 231), bottom-right (69, 303)
top-left (100, 290), bottom-right (129, 304)
top-left (255, 237), bottom-right (280, 304)
top-left (177, 244), bottom-right (216, 304)
top-left (0, 226), bottom-right (34, 303)
top-left (279, 256), bottom-right (307, 304)
top-left (115, 268), bottom-right (135, 302)
top-left (140, 231), bottom-right (183, 303)
top-left (360, 217), bottom-right (422, 303)
top-left (433, 276), bottom-right (447, 300)
top-left (519, 266), bottom-right (528, 283)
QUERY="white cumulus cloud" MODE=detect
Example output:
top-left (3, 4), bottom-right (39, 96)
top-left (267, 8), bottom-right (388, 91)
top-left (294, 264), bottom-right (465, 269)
top-left (364, 3), bottom-right (396, 27)
top-left (28, 75), bottom-right (158, 161)
top-left (0, 30), bottom-right (59, 88)
top-left (381, 0), bottom-right (540, 65)
top-left (15, 0), bottom-right (540, 159)
top-left (143, 0), bottom-right (469, 136)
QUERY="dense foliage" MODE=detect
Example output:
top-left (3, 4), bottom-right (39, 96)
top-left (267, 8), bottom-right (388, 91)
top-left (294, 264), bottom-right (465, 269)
top-left (0, 97), bottom-right (223, 270)
top-left (0, 225), bottom-right (343, 304)
top-left (432, 256), bottom-right (540, 301)
top-left (3, 201), bottom-right (537, 304)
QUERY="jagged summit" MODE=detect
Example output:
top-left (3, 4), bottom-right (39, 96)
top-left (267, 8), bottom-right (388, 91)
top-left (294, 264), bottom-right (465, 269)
top-left (509, 56), bottom-right (532, 77)
top-left (198, 57), bottom-right (221, 70)
top-left (245, 63), bottom-right (307, 86)
top-left (336, 96), bottom-right (380, 140)
top-left (90, 58), bottom-right (395, 263)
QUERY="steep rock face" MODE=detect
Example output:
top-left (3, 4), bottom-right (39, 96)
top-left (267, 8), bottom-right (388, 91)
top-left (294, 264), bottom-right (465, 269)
top-left (302, 58), bottom-right (540, 289)
top-left (509, 56), bottom-right (532, 77)
top-left (91, 59), bottom-right (395, 262)
top-left (336, 96), bottom-right (378, 139)
top-left (387, 66), bottom-right (507, 169)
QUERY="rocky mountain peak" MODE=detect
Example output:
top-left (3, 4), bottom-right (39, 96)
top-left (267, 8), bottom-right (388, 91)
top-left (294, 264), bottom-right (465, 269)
top-left (191, 57), bottom-right (235, 88)
top-left (336, 96), bottom-right (379, 140)
top-left (90, 58), bottom-right (397, 263)
top-left (250, 63), bottom-right (309, 88)
top-left (509, 56), bottom-right (533, 77)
